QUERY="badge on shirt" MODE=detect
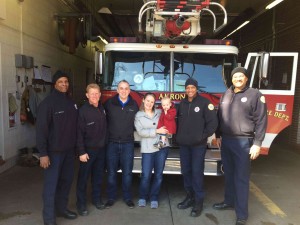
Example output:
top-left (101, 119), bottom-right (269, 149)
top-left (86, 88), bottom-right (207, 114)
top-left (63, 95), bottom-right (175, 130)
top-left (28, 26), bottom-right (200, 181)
top-left (194, 106), bottom-right (200, 112)
top-left (208, 104), bottom-right (214, 110)
top-left (241, 97), bottom-right (248, 103)
top-left (74, 104), bottom-right (78, 110)
top-left (260, 96), bottom-right (266, 103)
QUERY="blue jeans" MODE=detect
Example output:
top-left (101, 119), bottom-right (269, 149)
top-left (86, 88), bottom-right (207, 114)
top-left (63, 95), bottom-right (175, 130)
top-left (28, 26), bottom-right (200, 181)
top-left (76, 148), bottom-right (105, 209)
top-left (106, 142), bottom-right (134, 201)
top-left (43, 151), bottom-right (75, 224)
top-left (221, 136), bottom-right (252, 220)
top-left (139, 147), bottom-right (169, 201)
top-left (179, 145), bottom-right (206, 202)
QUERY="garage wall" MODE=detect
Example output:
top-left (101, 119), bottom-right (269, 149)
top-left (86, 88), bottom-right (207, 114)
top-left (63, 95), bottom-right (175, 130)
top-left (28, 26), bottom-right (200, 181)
top-left (231, 1), bottom-right (300, 149)
top-left (0, 0), bottom-right (103, 172)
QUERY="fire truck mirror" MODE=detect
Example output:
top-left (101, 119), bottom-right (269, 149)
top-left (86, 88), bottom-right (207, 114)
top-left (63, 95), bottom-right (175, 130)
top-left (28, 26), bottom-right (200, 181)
top-left (95, 51), bottom-right (103, 75)
top-left (260, 52), bottom-right (270, 79)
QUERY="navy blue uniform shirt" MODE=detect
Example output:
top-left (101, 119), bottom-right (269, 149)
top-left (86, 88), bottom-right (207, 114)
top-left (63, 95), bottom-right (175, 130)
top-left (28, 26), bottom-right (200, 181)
top-left (36, 89), bottom-right (78, 157)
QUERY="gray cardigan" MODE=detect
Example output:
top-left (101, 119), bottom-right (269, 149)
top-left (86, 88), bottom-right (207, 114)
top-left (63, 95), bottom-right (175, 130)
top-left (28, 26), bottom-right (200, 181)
top-left (134, 109), bottom-right (169, 153)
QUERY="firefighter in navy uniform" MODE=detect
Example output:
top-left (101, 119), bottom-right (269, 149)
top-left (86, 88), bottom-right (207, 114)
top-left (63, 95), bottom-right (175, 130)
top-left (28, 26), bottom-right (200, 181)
top-left (76, 84), bottom-right (107, 216)
top-left (36, 71), bottom-right (78, 225)
top-left (213, 67), bottom-right (267, 225)
top-left (176, 78), bottom-right (218, 217)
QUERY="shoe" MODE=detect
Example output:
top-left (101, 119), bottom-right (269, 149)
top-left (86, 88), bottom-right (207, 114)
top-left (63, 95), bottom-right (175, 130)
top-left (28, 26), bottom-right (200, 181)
top-left (104, 199), bottom-right (115, 209)
top-left (177, 192), bottom-right (195, 209)
top-left (190, 201), bottom-right (203, 217)
top-left (236, 219), bottom-right (247, 225)
top-left (213, 202), bottom-right (234, 210)
top-left (77, 207), bottom-right (88, 216)
top-left (159, 141), bottom-right (166, 149)
top-left (150, 201), bottom-right (158, 209)
top-left (153, 142), bottom-right (160, 148)
top-left (93, 200), bottom-right (105, 210)
top-left (138, 199), bottom-right (146, 207)
top-left (57, 209), bottom-right (77, 219)
top-left (125, 199), bottom-right (135, 209)
top-left (44, 223), bottom-right (57, 225)
top-left (154, 140), bottom-right (164, 149)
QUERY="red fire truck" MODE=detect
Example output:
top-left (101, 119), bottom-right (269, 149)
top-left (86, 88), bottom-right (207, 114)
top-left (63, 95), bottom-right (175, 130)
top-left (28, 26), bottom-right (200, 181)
top-left (96, 0), bottom-right (298, 175)
top-left (97, 42), bottom-right (298, 175)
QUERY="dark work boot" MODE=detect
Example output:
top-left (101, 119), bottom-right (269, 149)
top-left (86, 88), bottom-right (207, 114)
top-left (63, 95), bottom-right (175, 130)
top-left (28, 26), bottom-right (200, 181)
top-left (190, 200), bottom-right (203, 217)
top-left (177, 191), bottom-right (195, 209)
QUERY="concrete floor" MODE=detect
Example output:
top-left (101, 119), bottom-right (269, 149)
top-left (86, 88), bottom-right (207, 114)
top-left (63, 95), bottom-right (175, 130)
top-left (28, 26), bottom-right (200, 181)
top-left (0, 143), bottom-right (299, 225)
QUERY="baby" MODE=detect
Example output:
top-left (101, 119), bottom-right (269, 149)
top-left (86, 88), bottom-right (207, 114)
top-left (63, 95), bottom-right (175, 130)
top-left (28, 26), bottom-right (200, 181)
top-left (155, 96), bottom-right (177, 148)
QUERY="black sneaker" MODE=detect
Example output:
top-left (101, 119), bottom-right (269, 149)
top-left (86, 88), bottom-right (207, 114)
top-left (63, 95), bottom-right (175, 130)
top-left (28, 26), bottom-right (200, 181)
top-left (125, 200), bottom-right (135, 209)
top-left (77, 207), bottom-right (88, 216)
top-left (104, 199), bottom-right (115, 209)
top-left (93, 200), bottom-right (105, 210)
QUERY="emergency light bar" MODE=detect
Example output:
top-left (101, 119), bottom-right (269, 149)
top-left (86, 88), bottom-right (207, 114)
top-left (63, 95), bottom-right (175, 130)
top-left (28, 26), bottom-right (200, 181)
top-left (110, 37), bottom-right (137, 43)
top-left (204, 39), bottom-right (232, 45)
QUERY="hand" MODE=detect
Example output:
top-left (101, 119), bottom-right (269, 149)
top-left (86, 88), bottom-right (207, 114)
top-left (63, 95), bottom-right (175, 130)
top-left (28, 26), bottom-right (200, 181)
top-left (40, 156), bottom-right (50, 169)
top-left (216, 138), bottom-right (222, 149)
top-left (249, 145), bottom-right (261, 160)
top-left (79, 153), bottom-right (89, 162)
top-left (157, 126), bottom-right (168, 135)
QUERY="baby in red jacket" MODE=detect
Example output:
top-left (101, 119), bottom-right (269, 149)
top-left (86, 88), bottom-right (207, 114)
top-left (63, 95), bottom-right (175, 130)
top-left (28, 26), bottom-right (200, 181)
top-left (155, 96), bottom-right (177, 148)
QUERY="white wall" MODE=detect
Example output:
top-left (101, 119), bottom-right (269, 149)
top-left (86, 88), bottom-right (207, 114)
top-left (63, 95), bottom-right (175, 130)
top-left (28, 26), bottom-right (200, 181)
top-left (0, 0), bottom-right (103, 171)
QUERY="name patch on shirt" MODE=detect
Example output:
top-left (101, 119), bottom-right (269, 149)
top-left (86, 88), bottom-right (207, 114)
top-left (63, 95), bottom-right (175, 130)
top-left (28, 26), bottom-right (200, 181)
top-left (241, 97), bottom-right (248, 103)
top-left (208, 104), bottom-right (214, 110)
top-left (54, 111), bottom-right (64, 115)
top-left (87, 122), bottom-right (95, 126)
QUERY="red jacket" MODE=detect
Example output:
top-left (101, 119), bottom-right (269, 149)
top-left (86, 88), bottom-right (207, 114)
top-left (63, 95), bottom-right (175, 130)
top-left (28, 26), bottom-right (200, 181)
top-left (157, 105), bottom-right (177, 134)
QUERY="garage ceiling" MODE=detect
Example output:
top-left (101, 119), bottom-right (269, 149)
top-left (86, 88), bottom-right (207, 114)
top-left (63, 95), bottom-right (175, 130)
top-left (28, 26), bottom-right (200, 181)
top-left (57, 0), bottom-right (279, 43)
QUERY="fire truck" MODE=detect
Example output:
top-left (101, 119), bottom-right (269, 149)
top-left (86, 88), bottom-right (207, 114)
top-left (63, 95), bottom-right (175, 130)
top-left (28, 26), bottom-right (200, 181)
top-left (96, 0), bottom-right (298, 175)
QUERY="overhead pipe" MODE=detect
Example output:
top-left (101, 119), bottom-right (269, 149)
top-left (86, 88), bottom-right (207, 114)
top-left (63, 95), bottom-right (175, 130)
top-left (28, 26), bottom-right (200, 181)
top-left (138, 1), bottom-right (157, 33)
top-left (209, 2), bottom-right (227, 33)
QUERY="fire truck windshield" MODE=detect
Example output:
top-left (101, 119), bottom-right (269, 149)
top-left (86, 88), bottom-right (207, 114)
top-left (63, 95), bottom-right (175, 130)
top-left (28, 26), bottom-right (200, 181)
top-left (103, 51), bottom-right (236, 93)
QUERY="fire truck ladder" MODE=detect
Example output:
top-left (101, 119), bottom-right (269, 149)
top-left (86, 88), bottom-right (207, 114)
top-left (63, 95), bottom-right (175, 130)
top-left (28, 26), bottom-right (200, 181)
top-left (138, 0), bottom-right (228, 43)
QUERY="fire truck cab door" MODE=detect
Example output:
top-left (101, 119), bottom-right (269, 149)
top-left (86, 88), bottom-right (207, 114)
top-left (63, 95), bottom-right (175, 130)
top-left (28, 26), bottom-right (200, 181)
top-left (244, 52), bottom-right (298, 94)
top-left (243, 52), bottom-right (298, 154)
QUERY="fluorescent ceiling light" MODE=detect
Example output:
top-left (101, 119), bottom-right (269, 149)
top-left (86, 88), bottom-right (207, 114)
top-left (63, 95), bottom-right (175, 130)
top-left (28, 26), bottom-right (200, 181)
top-left (265, 0), bottom-right (284, 10)
top-left (222, 20), bottom-right (250, 39)
top-left (98, 35), bottom-right (108, 45)
top-left (98, 7), bottom-right (112, 14)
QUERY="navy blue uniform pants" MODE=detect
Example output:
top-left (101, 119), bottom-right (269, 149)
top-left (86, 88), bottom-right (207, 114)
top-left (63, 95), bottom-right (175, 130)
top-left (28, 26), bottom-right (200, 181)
top-left (43, 151), bottom-right (75, 224)
top-left (179, 145), bottom-right (206, 202)
top-left (221, 136), bottom-right (252, 220)
top-left (76, 148), bottom-right (105, 209)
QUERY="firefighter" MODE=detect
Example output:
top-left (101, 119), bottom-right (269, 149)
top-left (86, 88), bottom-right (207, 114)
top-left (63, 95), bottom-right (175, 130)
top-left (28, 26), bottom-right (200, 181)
top-left (176, 78), bottom-right (218, 217)
top-left (36, 71), bottom-right (78, 225)
top-left (76, 84), bottom-right (107, 216)
top-left (213, 67), bottom-right (267, 225)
